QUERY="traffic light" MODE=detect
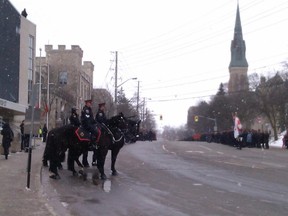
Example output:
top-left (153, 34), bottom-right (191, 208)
top-left (194, 115), bottom-right (199, 122)
top-left (160, 115), bottom-right (163, 120)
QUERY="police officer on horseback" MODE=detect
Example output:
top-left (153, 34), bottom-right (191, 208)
top-left (95, 102), bottom-right (107, 125)
top-left (81, 99), bottom-right (96, 132)
top-left (91, 102), bottom-right (108, 166)
top-left (81, 99), bottom-right (98, 167)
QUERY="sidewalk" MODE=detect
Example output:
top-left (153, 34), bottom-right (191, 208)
top-left (0, 139), bottom-right (55, 216)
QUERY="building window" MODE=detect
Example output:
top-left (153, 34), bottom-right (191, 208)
top-left (59, 71), bottom-right (68, 85)
top-left (28, 35), bottom-right (34, 105)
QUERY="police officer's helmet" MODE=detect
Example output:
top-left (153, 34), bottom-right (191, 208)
top-left (71, 107), bottom-right (77, 113)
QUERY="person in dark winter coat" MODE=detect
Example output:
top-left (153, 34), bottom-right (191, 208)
top-left (1, 122), bottom-right (14, 159)
top-left (20, 120), bottom-right (25, 150)
top-left (42, 124), bottom-right (48, 142)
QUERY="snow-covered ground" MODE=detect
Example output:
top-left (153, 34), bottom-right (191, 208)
top-left (270, 131), bottom-right (286, 148)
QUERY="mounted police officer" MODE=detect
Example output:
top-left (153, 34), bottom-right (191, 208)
top-left (81, 99), bottom-right (97, 167)
top-left (81, 99), bottom-right (96, 133)
top-left (69, 107), bottom-right (81, 127)
top-left (91, 102), bottom-right (108, 166)
top-left (95, 102), bottom-right (107, 125)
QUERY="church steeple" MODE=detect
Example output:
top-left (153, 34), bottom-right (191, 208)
top-left (228, 2), bottom-right (249, 93)
top-left (229, 3), bottom-right (248, 68)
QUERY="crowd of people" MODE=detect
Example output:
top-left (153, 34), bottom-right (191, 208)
top-left (193, 113), bottom-right (271, 150)
top-left (207, 129), bottom-right (270, 149)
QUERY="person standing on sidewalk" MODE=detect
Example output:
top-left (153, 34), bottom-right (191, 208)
top-left (42, 124), bottom-right (48, 142)
top-left (20, 120), bottom-right (25, 151)
top-left (232, 112), bottom-right (243, 150)
top-left (1, 122), bottom-right (14, 159)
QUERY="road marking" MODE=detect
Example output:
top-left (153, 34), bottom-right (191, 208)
top-left (217, 151), bottom-right (224, 155)
top-left (198, 145), bottom-right (213, 151)
top-left (186, 150), bottom-right (204, 154)
top-left (193, 183), bottom-right (203, 186)
top-left (162, 145), bottom-right (169, 152)
top-left (260, 161), bottom-right (286, 168)
top-left (61, 202), bottom-right (69, 208)
top-left (222, 161), bottom-right (264, 169)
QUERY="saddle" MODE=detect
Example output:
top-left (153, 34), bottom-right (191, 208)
top-left (75, 126), bottom-right (101, 142)
top-left (75, 126), bottom-right (91, 142)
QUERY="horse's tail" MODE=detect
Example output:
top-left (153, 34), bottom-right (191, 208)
top-left (43, 131), bottom-right (52, 161)
top-left (44, 130), bottom-right (58, 161)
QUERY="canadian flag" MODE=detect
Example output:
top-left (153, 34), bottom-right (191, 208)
top-left (41, 102), bottom-right (49, 117)
top-left (234, 116), bottom-right (242, 138)
top-left (44, 103), bottom-right (49, 113)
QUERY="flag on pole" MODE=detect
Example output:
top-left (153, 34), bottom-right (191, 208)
top-left (41, 102), bottom-right (49, 117)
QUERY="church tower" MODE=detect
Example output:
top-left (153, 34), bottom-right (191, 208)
top-left (228, 3), bottom-right (249, 93)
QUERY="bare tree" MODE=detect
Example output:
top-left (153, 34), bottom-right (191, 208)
top-left (256, 73), bottom-right (285, 140)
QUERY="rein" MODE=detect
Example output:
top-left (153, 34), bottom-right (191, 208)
top-left (104, 118), bottom-right (125, 143)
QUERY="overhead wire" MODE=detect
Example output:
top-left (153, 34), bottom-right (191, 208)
top-left (119, 1), bottom-right (288, 68)
top-left (112, 0), bottom-right (288, 105)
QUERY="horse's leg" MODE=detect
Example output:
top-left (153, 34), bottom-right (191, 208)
top-left (67, 148), bottom-right (78, 176)
top-left (42, 146), bottom-right (49, 167)
top-left (75, 157), bottom-right (84, 167)
top-left (77, 153), bottom-right (88, 181)
top-left (49, 159), bottom-right (60, 179)
top-left (96, 147), bottom-right (108, 180)
top-left (111, 146), bottom-right (121, 176)
top-left (92, 148), bottom-right (97, 166)
top-left (82, 150), bottom-right (90, 167)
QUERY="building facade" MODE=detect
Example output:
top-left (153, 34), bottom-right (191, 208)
top-left (228, 3), bottom-right (249, 93)
top-left (36, 45), bottom-right (94, 129)
top-left (0, 0), bottom-right (36, 128)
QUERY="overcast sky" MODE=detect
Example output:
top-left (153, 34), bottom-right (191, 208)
top-left (11, 0), bottom-right (288, 129)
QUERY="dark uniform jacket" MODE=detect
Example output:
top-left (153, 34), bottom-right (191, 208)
top-left (95, 109), bottom-right (107, 124)
top-left (81, 105), bottom-right (95, 129)
top-left (69, 113), bottom-right (81, 127)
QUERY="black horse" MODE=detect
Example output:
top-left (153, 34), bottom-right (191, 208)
top-left (94, 115), bottom-right (127, 179)
top-left (93, 114), bottom-right (141, 179)
top-left (44, 113), bottom-right (136, 180)
top-left (43, 124), bottom-right (91, 179)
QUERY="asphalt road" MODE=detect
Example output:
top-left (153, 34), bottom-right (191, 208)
top-left (42, 139), bottom-right (288, 216)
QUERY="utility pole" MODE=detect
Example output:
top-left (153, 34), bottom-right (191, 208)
top-left (136, 81), bottom-right (140, 117)
top-left (39, 48), bottom-right (42, 108)
top-left (114, 51), bottom-right (118, 114)
top-left (46, 55), bottom-right (50, 130)
top-left (142, 97), bottom-right (146, 121)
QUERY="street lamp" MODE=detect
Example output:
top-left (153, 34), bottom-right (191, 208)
top-left (114, 77), bottom-right (137, 114)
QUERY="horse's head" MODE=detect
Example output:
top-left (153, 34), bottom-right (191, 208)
top-left (108, 113), bottom-right (127, 130)
top-left (123, 118), bottom-right (141, 143)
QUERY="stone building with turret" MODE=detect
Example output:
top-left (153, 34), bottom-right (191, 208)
top-left (36, 45), bottom-right (94, 129)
